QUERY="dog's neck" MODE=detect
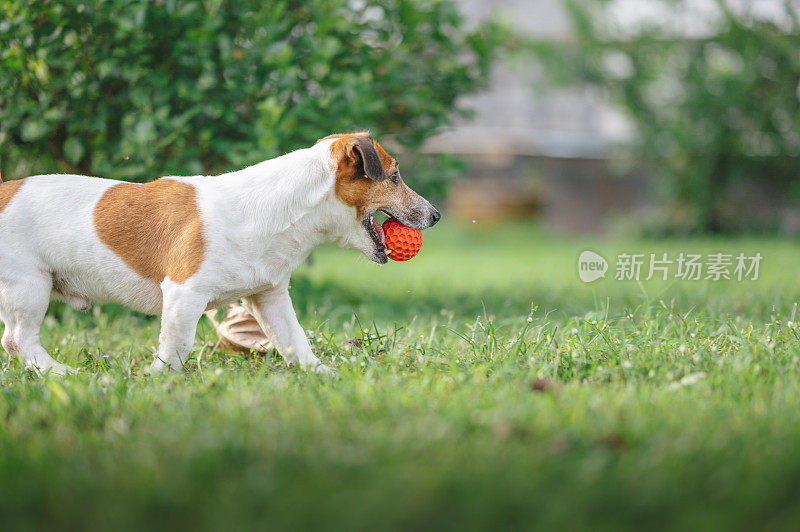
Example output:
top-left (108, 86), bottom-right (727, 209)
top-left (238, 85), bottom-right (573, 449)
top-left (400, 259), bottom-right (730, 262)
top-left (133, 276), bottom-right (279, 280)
top-left (209, 140), bottom-right (349, 255)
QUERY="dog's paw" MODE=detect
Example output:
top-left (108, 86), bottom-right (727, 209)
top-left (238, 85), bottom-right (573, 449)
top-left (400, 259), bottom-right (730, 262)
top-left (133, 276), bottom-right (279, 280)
top-left (311, 363), bottom-right (336, 377)
top-left (32, 360), bottom-right (77, 377)
top-left (146, 357), bottom-right (182, 375)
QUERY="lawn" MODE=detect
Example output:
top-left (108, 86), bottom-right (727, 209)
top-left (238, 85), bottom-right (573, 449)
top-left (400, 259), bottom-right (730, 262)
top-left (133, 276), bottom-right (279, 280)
top-left (3, 220), bottom-right (800, 530)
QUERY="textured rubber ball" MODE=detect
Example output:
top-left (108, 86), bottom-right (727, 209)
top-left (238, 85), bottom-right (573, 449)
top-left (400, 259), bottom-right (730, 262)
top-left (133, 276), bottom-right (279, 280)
top-left (382, 217), bottom-right (422, 261)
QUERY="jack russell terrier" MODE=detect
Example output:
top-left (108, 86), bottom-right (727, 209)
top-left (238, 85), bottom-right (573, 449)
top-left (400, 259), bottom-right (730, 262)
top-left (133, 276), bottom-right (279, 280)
top-left (0, 132), bottom-right (440, 375)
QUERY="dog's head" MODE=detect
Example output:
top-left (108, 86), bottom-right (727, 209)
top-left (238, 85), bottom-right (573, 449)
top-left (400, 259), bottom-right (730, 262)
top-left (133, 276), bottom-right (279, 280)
top-left (321, 132), bottom-right (440, 264)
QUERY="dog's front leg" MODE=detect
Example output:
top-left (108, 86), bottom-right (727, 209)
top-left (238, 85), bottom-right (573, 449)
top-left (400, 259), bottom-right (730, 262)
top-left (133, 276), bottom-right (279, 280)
top-left (243, 286), bottom-right (330, 374)
top-left (149, 282), bottom-right (208, 373)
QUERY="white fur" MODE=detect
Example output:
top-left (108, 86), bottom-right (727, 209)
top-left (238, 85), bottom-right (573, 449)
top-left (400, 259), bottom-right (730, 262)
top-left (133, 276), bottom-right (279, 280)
top-left (0, 139), bottom-right (414, 375)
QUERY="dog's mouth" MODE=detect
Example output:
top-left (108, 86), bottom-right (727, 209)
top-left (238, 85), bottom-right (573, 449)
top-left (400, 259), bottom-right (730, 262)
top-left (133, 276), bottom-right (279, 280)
top-left (362, 212), bottom-right (389, 263)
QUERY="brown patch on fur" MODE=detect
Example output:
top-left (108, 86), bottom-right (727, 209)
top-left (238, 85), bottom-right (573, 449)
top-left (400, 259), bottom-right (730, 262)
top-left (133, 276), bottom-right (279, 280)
top-left (94, 179), bottom-right (205, 283)
top-left (0, 179), bottom-right (26, 214)
top-left (325, 133), bottom-right (413, 220)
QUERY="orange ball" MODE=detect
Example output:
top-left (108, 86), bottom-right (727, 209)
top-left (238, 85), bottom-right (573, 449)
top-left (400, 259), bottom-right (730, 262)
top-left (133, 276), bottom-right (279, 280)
top-left (382, 217), bottom-right (422, 261)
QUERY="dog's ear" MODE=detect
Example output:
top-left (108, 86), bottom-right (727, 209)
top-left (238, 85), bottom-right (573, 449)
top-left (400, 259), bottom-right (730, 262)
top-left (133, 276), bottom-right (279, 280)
top-left (346, 136), bottom-right (386, 182)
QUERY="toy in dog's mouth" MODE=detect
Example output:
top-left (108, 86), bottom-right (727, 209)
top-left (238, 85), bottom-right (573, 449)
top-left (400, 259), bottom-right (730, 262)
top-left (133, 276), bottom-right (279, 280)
top-left (362, 211), bottom-right (389, 262)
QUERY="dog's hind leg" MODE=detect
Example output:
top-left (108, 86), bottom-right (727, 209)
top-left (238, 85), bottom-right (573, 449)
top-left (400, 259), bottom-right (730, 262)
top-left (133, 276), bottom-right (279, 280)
top-left (0, 273), bottom-right (74, 375)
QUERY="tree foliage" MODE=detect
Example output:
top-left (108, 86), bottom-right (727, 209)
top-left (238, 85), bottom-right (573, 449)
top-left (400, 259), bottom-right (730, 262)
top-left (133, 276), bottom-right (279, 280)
top-left (0, 0), bottom-right (503, 188)
top-left (531, 0), bottom-right (800, 233)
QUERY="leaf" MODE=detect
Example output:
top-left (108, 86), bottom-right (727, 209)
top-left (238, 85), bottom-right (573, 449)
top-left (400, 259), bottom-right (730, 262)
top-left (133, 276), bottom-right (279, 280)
top-left (204, 305), bottom-right (272, 354)
top-left (20, 119), bottom-right (49, 141)
top-left (63, 137), bottom-right (84, 164)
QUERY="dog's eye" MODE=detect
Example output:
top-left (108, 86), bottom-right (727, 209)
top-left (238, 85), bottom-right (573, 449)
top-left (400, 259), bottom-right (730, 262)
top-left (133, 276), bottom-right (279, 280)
top-left (390, 172), bottom-right (399, 184)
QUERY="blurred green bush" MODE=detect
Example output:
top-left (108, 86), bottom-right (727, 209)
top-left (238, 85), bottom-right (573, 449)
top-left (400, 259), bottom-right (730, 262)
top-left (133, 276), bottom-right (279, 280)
top-left (531, 0), bottom-right (800, 233)
top-left (0, 0), bottom-right (503, 195)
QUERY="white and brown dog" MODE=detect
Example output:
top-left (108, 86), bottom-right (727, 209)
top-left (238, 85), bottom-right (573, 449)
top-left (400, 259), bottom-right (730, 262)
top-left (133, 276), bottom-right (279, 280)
top-left (0, 132), bottom-right (439, 375)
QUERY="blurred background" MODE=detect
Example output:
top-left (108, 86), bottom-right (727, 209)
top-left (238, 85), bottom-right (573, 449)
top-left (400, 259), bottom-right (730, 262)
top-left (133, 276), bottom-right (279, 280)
top-left (2, 0), bottom-right (799, 237)
top-left (6, 4), bottom-right (800, 528)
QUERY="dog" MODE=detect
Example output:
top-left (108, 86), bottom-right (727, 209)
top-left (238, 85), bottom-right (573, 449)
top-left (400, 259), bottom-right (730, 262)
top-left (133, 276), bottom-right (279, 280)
top-left (0, 132), bottom-right (440, 374)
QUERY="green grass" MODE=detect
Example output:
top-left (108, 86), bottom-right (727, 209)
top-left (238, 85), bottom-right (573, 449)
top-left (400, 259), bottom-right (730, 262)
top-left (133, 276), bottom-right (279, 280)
top-left (3, 220), bottom-right (800, 530)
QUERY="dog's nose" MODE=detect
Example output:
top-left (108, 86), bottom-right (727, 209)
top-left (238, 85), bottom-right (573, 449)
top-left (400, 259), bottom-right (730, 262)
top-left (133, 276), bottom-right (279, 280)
top-left (430, 209), bottom-right (441, 226)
